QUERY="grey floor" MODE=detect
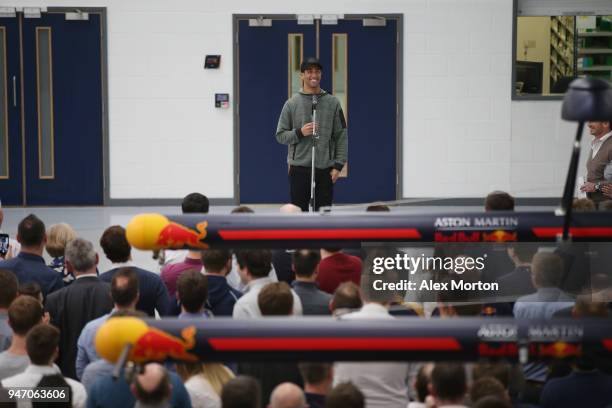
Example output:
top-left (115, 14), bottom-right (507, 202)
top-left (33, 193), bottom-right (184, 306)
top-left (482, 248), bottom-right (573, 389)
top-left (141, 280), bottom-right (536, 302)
top-left (0, 204), bottom-right (555, 274)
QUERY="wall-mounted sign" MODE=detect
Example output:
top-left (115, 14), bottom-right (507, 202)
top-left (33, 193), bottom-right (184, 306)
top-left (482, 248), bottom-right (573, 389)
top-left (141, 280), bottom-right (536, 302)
top-left (205, 55), bottom-right (221, 69)
top-left (215, 93), bottom-right (229, 108)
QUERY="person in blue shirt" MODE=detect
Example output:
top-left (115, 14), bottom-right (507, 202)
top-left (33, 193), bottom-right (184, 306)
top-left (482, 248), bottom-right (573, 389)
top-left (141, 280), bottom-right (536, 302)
top-left (99, 225), bottom-right (171, 317)
top-left (202, 249), bottom-right (242, 316)
top-left (0, 214), bottom-right (63, 298)
top-left (87, 362), bottom-right (192, 408)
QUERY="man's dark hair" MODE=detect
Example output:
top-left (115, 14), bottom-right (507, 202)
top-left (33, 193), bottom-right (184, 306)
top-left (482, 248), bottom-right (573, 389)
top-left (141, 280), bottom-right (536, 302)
top-left (473, 396), bottom-right (512, 408)
top-left (366, 204), bottom-right (390, 212)
top-left (470, 377), bottom-right (506, 404)
top-left (8, 295), bottom-right (43, 336)
top-left (292, 249), bottom-right (321, 278)
top-left (17, 214), bottom-right (45, 247)
top-left (177, 269), bottom-right (208, 313)
top-left (99, 225), bottom-right (131, 263)
top-left (235, 249), bottom-right (272, 278)
top-left (133, 364), bottom-right (172, 405)
top-left (300, 57), bottom-right (323, 73)
top-left (201, 249), bottom-right (232, 273)
top-left (26, 324), bottom-right (60, 365)
top-left (221, 375), bottom-right (262, 408)
top-left (485, 191), bottom-right (515, 211)
top-left (0, 269), bottom-right (18, 308)
top-left (325, 382), bottom-right (364, 408)
top-left (431, 363), bottom-right (467, 402)
top-left (19, 282), bottom-right (42, 302)
top-left (258, 282), bottom-right (293, 316)
top-left (332, 282), bottom-right (362, 310)
top-left (415, 364), bottom-right (433, 403)
top-left (298, 363), bottom-right (332, 385)
top-left (231, 206), bottom-right (254, 214)
top-left (182, 192), bottom-right (209, 214)
top-left (33, 375), bottom-right (72, 408)
top-left (471, 362), bottom-right (511, 389)
top-left (111, 267), bottom-right (139, 307)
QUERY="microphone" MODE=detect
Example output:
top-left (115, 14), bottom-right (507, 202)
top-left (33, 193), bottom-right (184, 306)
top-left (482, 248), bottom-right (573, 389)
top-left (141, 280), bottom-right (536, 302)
top-left (312, 95), bottom-right (318, 138)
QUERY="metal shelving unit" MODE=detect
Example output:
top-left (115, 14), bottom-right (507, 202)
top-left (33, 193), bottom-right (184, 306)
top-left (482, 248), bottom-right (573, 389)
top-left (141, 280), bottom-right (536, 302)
top-left (549, 16), bottom-right (575, 85)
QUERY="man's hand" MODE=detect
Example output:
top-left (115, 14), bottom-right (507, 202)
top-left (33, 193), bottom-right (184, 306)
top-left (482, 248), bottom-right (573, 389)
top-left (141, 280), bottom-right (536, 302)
top-left (580, 182), bottom-right (596, 193)
top-left (330, 169), bottom-right (340, 183)
top-left (300, 122), bottom-right (315, 137)
top-left (0, 244), bottom-right (9, 260)
top-left (602, 183), bottom-right (612, 198)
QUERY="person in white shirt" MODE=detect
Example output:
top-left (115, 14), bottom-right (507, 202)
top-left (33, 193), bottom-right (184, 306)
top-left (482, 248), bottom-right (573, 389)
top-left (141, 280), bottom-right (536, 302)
top-left (1, 324), bottom-right (86, 408)
top-left (580, 121), bottom-right (612, 204)
top-left (232, 249), bottom-right (302, 319)
top-left (0, 296), bottom-right (44, 380)
top-left (333, 256), bottom-right (410, 408)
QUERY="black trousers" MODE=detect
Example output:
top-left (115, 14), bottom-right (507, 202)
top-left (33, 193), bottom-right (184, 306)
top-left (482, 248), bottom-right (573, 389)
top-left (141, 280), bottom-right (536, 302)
top-left (289, 165), bottom-right (333, 212)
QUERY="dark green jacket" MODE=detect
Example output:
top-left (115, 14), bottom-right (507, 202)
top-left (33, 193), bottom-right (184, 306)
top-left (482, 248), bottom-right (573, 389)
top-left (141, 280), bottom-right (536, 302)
top-left (275, 90), bottom-right (347, 170)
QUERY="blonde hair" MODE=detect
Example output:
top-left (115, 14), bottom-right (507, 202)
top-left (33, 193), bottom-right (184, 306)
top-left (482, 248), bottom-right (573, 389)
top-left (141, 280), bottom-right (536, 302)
top-left (45, 223), bottom-right (77, 258)
top-left (176, 363), bottom-right (234, 395)
top-left (572, 198), bottom-right (596, 212)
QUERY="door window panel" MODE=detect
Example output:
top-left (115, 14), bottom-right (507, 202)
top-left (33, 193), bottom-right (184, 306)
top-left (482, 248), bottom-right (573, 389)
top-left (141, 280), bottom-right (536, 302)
top-left (36, 27), bottom-right (54, 179)
top-left (332, 33), bottom-right (347, 117)
top-left (288, 33), bottom-right (303, 97)
top-left (0, 27), bottom-right (8, 178)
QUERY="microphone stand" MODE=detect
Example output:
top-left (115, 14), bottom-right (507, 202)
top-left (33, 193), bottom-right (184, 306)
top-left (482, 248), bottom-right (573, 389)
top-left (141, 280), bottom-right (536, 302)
top-left (309, 95), bottom-right (318, 213)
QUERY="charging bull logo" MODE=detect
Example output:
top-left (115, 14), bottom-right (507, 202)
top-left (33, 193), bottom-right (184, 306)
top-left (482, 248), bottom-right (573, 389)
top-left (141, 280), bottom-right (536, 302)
top-left (156, 221), bottom-right (209, 249)
top-left (95, 317), bottom-right (199, 363)
top-left (534, 342), bottom-right (581, 358)
top-left (126, 213), bottom-right (209, 250)
top-left (482, 230), bottom-right (518, 242)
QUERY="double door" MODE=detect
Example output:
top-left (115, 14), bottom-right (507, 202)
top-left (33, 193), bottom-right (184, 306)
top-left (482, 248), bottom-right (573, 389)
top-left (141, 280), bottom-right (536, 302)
top-left (237, 16), bottom-right (400, 204)
top-left (0, 10), bottom-right (104, 205)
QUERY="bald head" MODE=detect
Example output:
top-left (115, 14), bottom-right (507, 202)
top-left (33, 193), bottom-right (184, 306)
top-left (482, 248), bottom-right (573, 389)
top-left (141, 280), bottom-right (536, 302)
top-left (268, 382), bottom-right (306, 408)
top-left (133, 363), bottom-right (171, 405)
top-left (280, 204), bottom-right (302, 214)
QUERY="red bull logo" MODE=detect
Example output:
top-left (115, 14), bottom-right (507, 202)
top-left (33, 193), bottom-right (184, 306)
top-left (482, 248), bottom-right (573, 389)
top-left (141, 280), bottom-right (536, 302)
top-left (95, 317), bottom-right (199, 363)
top-left (534, 342), bottom-right (582, 358)
top-left (434, 231), bottom-right (481, 242)
top-left (479, 343), bottom-right (518, 357)
top-left (482, 230), bottom-right (518, 242)
top-left (156, 221), bottom-right (209, 249)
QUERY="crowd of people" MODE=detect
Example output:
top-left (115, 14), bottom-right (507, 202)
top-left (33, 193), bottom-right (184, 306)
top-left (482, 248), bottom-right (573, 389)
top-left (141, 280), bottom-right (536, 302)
top-left (0, 191), bottom-right (611, 408)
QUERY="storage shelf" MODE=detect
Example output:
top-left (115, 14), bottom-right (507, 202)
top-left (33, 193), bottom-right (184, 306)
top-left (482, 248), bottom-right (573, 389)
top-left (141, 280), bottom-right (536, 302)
top-left (550, 43), bottom-right (573, 65)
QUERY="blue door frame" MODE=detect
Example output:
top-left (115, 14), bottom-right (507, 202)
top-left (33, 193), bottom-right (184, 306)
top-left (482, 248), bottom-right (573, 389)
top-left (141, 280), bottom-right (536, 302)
top-left (0, 10), bottom-right (105, 206)
top-left (236, 16), bottom-right (400, 205)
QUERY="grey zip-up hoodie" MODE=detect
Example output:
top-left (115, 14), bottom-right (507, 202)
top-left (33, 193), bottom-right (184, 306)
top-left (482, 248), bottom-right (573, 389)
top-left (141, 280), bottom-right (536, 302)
top-left (275, 90), bottom-right (347, 170)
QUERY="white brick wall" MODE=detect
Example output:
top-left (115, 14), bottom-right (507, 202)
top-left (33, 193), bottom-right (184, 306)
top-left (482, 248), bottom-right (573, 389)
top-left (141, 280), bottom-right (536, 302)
top-left (3, 0), bottom-right (586, 200)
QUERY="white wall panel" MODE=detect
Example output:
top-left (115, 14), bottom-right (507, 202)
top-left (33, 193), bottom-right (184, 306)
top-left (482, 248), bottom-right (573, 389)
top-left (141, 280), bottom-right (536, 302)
top-left (2, 0), bottom-right (586, 200)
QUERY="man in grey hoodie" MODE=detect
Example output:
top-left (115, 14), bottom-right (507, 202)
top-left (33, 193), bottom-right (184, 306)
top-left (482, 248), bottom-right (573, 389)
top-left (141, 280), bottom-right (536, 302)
top-left (276, 57), bottom-right (348, 211)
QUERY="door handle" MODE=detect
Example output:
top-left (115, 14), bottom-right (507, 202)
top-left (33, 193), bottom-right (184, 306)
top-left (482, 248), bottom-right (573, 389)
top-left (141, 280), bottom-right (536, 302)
top-left (12, 76), bottom-right (16, 107)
